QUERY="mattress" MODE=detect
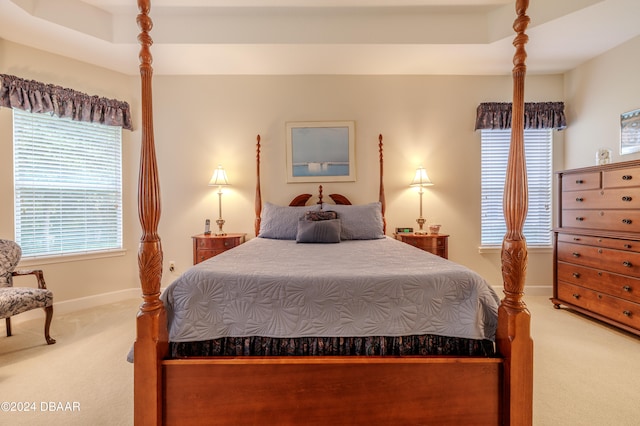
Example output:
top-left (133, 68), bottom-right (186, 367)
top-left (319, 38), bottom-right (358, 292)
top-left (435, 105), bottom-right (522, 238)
top-left (161, 236), bottom-right (500, 343)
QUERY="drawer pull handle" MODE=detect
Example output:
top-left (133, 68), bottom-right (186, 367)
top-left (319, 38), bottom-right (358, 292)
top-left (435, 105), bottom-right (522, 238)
top-left (623, 285), bottom-right (631, 292)
top-left (622, 175), bottom-right (633, 181)
top-left (573, 237), bottom-right (581, 241)
top-left (575, 217), bottom-right (584, 221)
top-left (623, 261), bottom-right (633, 267)
top-left (622, 196), bottom-right (633, 202)
top-left (576, 179), bottom-right (584, 184)
top-left (572, 252), bottom-right (580, 258)
top-left (624, 244), bottom-right (632, 249)
top-left (572, 272), bottom-right (580, 278)
top-left (622, 218), bottom-right (633, 225)
top-left (575, 197), bottom-right (584, 202)
top-left (623, 310), bottom-right (632, 317)
top-left (572, 293), bottom-right (580, 299)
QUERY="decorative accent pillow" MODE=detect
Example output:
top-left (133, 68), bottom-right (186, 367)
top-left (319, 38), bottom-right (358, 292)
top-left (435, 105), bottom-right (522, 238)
top-left (259, 202), bottom-right (321, 240)
top-left (304, 210), bottom-right (338, 221)
top-left (296, 218), bottom-right (341, 243)
top-left (323, 202), bottom-right (385, 240)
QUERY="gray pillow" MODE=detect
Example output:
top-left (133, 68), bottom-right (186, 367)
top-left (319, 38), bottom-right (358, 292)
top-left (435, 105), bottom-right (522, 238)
top-left (296, 218), bottom-right (341, 243)
top-left (259, 202), bottom-right (321, 240)
top-left (323, 202), bottom-right (385, 240)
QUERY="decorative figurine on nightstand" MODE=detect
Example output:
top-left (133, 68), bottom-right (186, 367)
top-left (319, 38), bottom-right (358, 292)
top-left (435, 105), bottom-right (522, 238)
top-left (596, 148), bottom-right (612, 165)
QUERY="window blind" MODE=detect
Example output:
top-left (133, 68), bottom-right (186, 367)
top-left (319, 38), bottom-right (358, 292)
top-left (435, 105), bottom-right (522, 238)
top-left (480, 129), bottom-right (552, 247)
top-left (13, 109), bottom-right (123, 257)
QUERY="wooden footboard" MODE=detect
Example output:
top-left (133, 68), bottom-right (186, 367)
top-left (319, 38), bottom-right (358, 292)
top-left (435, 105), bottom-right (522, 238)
top-left (162, 357), bottom-right (502, 425)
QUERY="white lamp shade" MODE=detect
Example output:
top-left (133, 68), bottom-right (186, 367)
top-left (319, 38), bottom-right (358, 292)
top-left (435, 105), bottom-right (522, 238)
top-left (410, 166), bottom-right (433, 187)
top-left (208, 165), bottom-right (230, 186)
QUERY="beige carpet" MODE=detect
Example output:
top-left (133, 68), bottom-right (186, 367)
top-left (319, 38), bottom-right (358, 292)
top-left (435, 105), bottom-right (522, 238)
top-left (0, 295), bottom-right (638, 425)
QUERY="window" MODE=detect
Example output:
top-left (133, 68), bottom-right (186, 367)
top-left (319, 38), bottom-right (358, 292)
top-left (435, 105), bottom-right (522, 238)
top-left (13, 109), bottom-right (122, 257)
top-left (481, 129), bottom-right (552, 247)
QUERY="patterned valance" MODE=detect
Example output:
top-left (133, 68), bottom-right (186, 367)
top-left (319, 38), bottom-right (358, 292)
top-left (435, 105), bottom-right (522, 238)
top-left (0, 74), bottom-right (132, 130)
top-left (475, 101), bottom-right (566, 131)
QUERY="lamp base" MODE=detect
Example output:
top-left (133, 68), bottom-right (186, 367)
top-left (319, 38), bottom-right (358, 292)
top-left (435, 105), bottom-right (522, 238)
top-left (415, 217), bottom-right (426, 234)
top-left (215, 218), bottom-right (226, 236)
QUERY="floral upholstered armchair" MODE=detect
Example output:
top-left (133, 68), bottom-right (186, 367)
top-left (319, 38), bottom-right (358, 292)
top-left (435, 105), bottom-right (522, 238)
top-left (0, 239), bottom-right (55, 345)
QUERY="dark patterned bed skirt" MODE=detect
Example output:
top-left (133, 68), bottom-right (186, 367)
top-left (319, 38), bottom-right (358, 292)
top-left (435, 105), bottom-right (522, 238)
top-left (170, 335), bottom-right (495, 358)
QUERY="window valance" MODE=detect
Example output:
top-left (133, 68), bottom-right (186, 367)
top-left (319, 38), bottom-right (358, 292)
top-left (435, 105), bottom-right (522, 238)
top-left (0, 74), bottom-right (132, 130)
top-left (475, 101), bottom-right (566, 131)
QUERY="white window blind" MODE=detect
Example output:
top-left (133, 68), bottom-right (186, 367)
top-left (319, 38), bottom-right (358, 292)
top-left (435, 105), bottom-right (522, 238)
top-left (13, 109), bottom-right (123, 257)
top-left (481, 129), bottom-right (552, 247)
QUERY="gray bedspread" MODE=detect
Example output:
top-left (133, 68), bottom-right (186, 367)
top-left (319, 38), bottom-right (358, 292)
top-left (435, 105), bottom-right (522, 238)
top-left (161, 236), bottom-right (500, 343)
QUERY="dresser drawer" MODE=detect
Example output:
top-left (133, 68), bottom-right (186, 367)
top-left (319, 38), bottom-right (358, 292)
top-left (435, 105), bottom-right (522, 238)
top-left (561, 187), bottom-right (640, 210)
top-left (557, 241), bottom-right (640, 278)
top-left (562, 171), bottom-right (601, 192)
top-left (557, 233), bottom-right (640, 252)
top-left (603, 166), bottom-right (640, 189)
top-left (557, 261), bottom-right (640, 303)
top-left (561, 209), bottom-right (640, 232)
top-left (557, 281), bottom-right (640, 330)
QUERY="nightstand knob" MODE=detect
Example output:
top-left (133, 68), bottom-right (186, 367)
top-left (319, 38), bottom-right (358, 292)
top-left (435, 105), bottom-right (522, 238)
top-left (623, 310), bottom-right (632, 317)
top-left (572, 252), bottom-right (580, 258)
top-left (623, 261), bottom-right (633, 268)
top-left (572, 293), bottom-right (580, 299)
top-left (572, 272), bottom-right (580, 278)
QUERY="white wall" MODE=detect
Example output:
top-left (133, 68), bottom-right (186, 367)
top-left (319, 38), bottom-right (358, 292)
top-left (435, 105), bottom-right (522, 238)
top-left (1, 39), bottom-right (564, 306)
top-left (564, 35), bottom-right (640, 169)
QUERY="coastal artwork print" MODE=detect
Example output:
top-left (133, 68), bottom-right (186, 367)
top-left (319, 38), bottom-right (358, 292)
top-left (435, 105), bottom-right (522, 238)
top-left (621, 108), bottom-right (640, 155)
top-left (286, 121), bottom-right (356, 182)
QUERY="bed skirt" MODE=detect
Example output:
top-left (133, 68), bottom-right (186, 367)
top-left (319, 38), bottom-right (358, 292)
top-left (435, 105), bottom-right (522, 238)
top-left (170, 335), bottom-right (495, 358)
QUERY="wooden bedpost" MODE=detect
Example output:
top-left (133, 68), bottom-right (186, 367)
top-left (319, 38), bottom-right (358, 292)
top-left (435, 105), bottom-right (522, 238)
top-left (378, 134), bottom-right (386, 234)
top-left (497, 0), bottom-right (534, 424)
top-left (134, 1), bottom-right (168, 425)
top-left (255, 134), bottom-right (262, 236)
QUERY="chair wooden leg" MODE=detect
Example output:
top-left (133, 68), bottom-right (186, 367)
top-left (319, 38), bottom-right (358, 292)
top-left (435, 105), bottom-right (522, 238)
top-left (5, 317), bottom-right (11, 337)
top-left (43, 306), bottom-right (55, 345)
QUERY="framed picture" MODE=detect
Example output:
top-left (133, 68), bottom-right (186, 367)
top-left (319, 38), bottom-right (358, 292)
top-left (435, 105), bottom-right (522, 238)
top-left (285, 121), bottom-right (356, 183)
top-left (620, 108), bottom-right (640, 155)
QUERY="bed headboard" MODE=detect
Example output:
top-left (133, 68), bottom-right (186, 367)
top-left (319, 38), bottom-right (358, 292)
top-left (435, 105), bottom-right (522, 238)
top-left (254, 134), bottom-right (386, 236)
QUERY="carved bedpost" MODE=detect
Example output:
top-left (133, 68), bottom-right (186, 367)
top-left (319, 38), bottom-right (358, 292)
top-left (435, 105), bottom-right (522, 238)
top-left (255, 135), bottom-right (262, 236)
top-left (497, 0), bottom-right (534, 424)
top-left (378, 134), bottom-right (386, 234)
top-left (134, 1), bottom-right (168, 425)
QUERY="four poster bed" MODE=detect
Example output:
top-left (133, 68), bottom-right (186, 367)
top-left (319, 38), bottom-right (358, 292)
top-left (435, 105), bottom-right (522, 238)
top-left (133, 0), bottom-right (533, 425)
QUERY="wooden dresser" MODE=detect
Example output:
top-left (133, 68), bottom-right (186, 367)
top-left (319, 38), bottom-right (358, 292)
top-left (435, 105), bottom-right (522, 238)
top-left (553, 160), bottom-right (640, 336)
top-left (192, 233), bottom-right (246, 265)
top-left (394, 233), bottom-right (449, 259)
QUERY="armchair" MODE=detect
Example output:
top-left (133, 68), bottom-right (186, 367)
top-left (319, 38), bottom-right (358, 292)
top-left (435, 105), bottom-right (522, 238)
top-left (0, 239), bottom-right (55, 345)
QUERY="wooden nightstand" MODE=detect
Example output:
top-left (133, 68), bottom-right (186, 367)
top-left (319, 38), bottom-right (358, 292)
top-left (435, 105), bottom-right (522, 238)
top-left (394, 233), bottom-right (449, 259)
top-left (192, 233), bottom-right (246, 264)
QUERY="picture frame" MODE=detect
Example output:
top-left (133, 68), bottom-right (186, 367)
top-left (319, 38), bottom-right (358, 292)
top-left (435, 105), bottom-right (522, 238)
top-left (620, 108), bottom-right (640, 155)
top-left (285, 121), bottom-right (356, 183)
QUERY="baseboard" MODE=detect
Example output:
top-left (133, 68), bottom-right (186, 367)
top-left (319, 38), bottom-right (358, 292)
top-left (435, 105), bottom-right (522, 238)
top-left (492, 285), bottom-right (552, 298)
top-left (10, 288), bottom-right (141, 325)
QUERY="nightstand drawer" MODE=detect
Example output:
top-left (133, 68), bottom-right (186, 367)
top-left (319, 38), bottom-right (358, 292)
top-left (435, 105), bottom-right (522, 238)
top-left (195, 237), bottom-right (241, 250)
top-left (394, 233), bottom-right (449, 259)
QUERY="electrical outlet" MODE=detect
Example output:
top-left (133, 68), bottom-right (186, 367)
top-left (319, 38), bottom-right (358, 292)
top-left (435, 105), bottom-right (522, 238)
top-left (169, 261), bottom-right (175, 272)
